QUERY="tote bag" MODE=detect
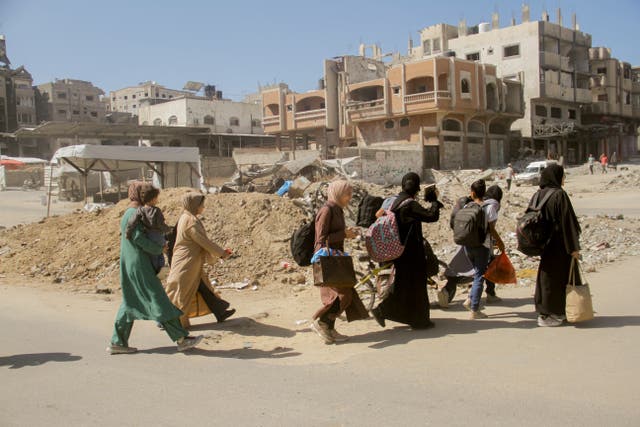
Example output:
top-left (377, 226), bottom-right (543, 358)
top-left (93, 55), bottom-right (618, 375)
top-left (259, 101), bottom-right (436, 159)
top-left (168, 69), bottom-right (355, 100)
top-left (565, 259), bottom-right (594, 323)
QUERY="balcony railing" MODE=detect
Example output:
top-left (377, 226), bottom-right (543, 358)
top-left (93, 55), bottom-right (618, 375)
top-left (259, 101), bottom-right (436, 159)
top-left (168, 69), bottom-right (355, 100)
top-left (404, 91), bottom-right (450, 105)
top-left (262, 116), bottom-right (280, 126)
top-left (295, 109), bottom-right (326, 121)
top-left (346, 99), bottom-right (384, 111)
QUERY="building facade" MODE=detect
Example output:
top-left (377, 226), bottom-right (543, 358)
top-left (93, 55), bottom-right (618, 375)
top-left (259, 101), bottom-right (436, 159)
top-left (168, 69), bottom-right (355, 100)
top-left (35, 79), bottom-right (106, 123)
top-left (108, 81), bottom-right (192, 115)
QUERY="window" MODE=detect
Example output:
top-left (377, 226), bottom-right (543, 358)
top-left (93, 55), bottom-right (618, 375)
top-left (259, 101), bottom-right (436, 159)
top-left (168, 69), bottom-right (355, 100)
top-left (568, 109), bottom-right (577, 119)
top-left (423, 40), bottom-right (431, 55)
top-left (229, 117), bottom-right (240, 126)
top-left (286, 105), bottom-right (293, 111)
top-left (399, 118), bottom-right (410, 127)
top-left (90, 111), bottom-right (98, 118)
top-left (57, 109), bottom-right (67, 115)
top-left (73, 110), bottom-right (80, 115)
top-left (597, 67), bottom-right (607, 75)
top-left (15, 97), bottom-right (20, 106)
top-left (550, 107), bottom-right (562, 118)
top-left (124, 95), bottom-right (128, 100)
top-left (320, 102), bottom-right (326, 109)
top-left (132, 95), bottom-right (136, 99)
top-left (466, 52), bottom-right (480, 61)
top-left (503, 44), bottom-right (520, 58)
top-left (153, 118), bottom-right (162, 126)
top-left (487, 47), bottom-right (494, 55)
top-left (203, 115), bottom-right (215, 125)
top-left (625, 92), bottom-right (631, 105)
top-left (597, 94), bottom-right (608, 102)
top-left (193, 118), bottom-right (199, 125)
top-left (535, 105), bottom-right (547, 117)
top-left (392, 86), bottom-right (401, 95)
top-left (57, 92), bottom-right (67, 99)
top-left (144, 92), bottom-right (149, 97)
top-left (251, 119), bottom-right (261, 127)
top-left (461, 79), bottom-right (471, 94)
top-left (86, 95), bottom-right (94, 101)
top-left (432, 38), bottom-right (441, 52)
top-left (384, 120), bottom-right (394, 129)
top-left (112, 97), bottom-right (116, 101)
top-left (161, 94), bottom-right (166, 98)
top-left (132, 104), bottom-right (136, 109)
top-left (168, 115), bottom-right (178, 125)
top-left (442, 119), bottom-right (462, 132)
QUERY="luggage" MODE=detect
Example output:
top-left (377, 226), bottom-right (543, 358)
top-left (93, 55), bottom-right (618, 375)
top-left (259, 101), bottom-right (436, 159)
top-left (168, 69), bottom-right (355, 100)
top-left (483, 252), bottom-right (517, 284)
top-left (452, 202), bottom-right (486, 247)
top-left (290, 221), bottom-right (316, 267)
top-left (356, 194), bottom-right (384, 228)
top-left (516, 189), bottom-right (558, 256)
top-left (312, 249), bottom-right (357, 288)
top-left (365, 198), bottom-right (413, 262)
top-left (565, 259), bottom-right (594, 323)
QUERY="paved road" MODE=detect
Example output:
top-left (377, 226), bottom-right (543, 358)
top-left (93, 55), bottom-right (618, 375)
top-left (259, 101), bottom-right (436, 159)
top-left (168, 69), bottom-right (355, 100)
top-left (0, 188), bottom-right (81, 228)
top-left (1, 258), bottom-right (638, 426)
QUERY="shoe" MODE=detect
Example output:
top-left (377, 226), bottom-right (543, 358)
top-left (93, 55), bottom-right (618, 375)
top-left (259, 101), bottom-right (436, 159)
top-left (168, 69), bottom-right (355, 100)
top-left (156, 322), bottom-right (165, 330)
top-left (411, 321), bottom-right (435, 330)
top-left (311, 319), bottom-right (335, 344)
top-left (437, 289), bottom-right (449, 309)
top-left (486, 294), bottom-right (502, 304)
top-left (217, 309), bottom-right (236, 323)
top-left (469, 310), bottom-right (488, 319)
top-left (537, 315), bottom-right (562, 327)
top-left (177, 335), bottom-right (204, 352)
top-left (463, 298), bottom-right (472, 311)
top-left (330, 329), bottom-right (349, 342)
top-left (107, 344), bottom-right (138, 355)
top-left (371, 307), bottom-right (386, 328)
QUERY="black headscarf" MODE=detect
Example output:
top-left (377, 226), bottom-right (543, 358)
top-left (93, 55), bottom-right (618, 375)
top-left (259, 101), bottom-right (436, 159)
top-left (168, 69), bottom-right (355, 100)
top-left (401, 172), bottom-right (421, 197)
top-left (539, 164), bottom-right (564, 189)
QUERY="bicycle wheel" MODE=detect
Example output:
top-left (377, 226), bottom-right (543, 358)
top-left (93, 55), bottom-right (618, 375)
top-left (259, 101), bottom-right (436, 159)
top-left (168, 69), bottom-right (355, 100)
top-left (354, 271), bottom-right (376, 311)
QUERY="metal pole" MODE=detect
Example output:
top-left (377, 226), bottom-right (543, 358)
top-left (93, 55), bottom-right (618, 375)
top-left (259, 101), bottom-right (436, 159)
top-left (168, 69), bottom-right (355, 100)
top-left (46, 163), bottom-right (54, 217)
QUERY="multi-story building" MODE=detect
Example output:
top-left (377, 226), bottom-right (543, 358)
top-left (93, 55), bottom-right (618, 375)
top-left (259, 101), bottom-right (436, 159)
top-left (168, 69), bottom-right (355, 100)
top-left (402, 6), bottom-right (593, 163)
top-left (108, 81), bottom-right (194, 115)
top-left (0, 36), bottom-right (37, 133)
top-left (262, 55), bottom-right (522, 170)
top-left (581, 48), bottom-right (640, 159)
top-left (35, 79), bottom-right (106, 123)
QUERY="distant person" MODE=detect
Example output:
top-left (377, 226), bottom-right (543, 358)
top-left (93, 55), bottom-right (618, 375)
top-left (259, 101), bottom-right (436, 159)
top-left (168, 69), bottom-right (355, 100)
top-left (587, 154), bottom-right (595, 175)
top-left (371, 172), bottom-right (443, 330)
top-left (505, 163), bottom-right (515, 191)
top-left (108, 182), bottom-right (203, 355)
top-left (610, 151), bottom-right (618, 170)
top-left (125, 186), bottom-right (172, 273)
top-left (311, 180), bottom-right (368, 344)
top-left (165, 192), bottom-right (232, 329)
top-left (533, 164), bottom-right (582, 327)
top-left (480, 185), bottom-right (505, 304)
top-left (599, 153), bottom-right (608, 174)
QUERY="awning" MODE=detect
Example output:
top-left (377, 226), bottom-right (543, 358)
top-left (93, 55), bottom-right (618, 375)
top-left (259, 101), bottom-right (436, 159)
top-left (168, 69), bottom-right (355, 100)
top-left (15, 121), bottom-right (211, 139)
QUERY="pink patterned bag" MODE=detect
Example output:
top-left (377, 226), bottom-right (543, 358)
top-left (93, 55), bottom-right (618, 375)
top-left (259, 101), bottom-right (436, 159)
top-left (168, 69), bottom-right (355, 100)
top-left (365, 198), bottom-right (413, 262)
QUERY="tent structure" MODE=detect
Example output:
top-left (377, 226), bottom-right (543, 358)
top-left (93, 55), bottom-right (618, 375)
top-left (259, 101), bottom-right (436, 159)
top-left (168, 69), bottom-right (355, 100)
top-left (51, 144), bottom-right (204, 199)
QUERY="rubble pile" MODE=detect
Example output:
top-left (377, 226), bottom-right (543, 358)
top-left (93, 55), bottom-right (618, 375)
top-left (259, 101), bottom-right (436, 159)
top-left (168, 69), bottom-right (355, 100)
top-left (603, 167), bottom-right (640, 189)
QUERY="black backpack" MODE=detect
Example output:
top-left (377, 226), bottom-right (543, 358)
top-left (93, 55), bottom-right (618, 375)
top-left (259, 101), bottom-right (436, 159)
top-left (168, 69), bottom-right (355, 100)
top-left (516, 189), bottom-right (558, 256)
top-left (290, 221), bottom-right (316, 267)
top-left (453, 202), bottom-right (487, 247)
top-left (450, 196), bottom-right (472, 230)
top-left (357, 194), bottom-right (384, 228)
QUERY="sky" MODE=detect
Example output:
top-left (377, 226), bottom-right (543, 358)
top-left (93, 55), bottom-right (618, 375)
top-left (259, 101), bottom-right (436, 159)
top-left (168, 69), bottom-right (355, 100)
top-left (1, 0), bottom-right (638, 100)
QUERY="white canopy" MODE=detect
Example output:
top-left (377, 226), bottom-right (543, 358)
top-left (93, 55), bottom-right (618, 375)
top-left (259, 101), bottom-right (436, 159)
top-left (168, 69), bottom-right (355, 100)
top-left (51, 144), bottom-right (203, 190)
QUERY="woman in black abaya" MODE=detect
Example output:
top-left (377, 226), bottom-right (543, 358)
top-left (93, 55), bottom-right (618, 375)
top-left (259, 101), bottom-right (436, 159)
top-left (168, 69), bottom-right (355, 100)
top-left (534, 164), bottom-right (582, 327)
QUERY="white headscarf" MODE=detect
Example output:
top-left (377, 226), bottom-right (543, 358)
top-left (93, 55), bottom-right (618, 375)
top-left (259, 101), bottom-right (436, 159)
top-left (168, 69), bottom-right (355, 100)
top-left (327, 180), bottom-right (352, 205)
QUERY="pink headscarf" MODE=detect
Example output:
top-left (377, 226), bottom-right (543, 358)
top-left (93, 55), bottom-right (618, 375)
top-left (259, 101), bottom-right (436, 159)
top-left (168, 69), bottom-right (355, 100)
top-left (327, 180), bottom-right (352, 205)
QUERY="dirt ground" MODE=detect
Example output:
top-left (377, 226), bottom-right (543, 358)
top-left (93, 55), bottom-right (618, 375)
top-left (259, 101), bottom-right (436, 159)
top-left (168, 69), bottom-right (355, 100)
top-left (0, 187), bottom-right (82, 228)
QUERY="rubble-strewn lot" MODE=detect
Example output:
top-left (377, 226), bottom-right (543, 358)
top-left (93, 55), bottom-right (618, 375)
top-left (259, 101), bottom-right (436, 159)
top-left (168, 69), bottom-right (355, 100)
top-left (1, 167), bottom-right (639, 293)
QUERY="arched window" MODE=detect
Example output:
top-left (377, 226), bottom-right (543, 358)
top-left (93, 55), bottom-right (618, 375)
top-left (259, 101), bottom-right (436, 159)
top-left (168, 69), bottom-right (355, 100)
top-left (384, 120), bottom-right (395, 129)
top-left (203, 115), bottom-right (215, 125)
top-left (468, 120), bottom-right (484, 134)
top-left (399, 118), bottom-right (410, 127)
top-left (229, 117), bottom-right (240, 126)
top-left (141, 121), bottom-right (149, 126)
top-left (153, 118), bottom-right (162, 126)
top-left (168, 115), bottom-right (178, 125)
top-left (169, 139), bottom-right (181, 147)
top-left (461, 79), bottom-right (471, 94)
top-left (442, 119), bottom-right (462, 132)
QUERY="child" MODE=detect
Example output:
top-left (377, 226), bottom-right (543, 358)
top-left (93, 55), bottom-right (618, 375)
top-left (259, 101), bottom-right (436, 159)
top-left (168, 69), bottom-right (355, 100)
top-left (125, 185), bottom-right (173, 273)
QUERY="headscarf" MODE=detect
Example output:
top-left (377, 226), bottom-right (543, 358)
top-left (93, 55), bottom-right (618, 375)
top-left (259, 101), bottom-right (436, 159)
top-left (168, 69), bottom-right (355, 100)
top-left (182, 192), bottom-right (205, 215)
top-left (127, 181), bottom-right (145, 208)
top-left (539, 164), bottom-right (564, 189)
top-left (401, 172), bottom-right (421, 196)
top-left (327, 180), bottom-right (352, 205)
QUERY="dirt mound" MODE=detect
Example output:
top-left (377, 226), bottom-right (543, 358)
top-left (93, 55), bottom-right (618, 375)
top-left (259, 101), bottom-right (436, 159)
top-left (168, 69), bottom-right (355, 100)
top-left (0, 188), bottom-right (307, 289)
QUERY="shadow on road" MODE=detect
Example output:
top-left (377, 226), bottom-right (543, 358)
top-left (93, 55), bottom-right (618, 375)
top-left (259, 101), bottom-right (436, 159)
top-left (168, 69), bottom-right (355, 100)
top-left (573, 315), bottom-right (640, 328)
top-left (140, 345), bottom-right (301, 360)
top-left (188, 317), bottom-right (297, 338)
top-left (0, 352), bottom-right (82, 369)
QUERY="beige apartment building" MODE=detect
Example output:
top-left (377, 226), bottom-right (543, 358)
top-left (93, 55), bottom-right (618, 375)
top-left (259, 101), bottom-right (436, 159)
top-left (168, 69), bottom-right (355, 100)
top-left (108, 81), bottom-right (192, 115)
top-left (262, 55), bottom-right (522, 170)
top-left (35, 79), bottom-right (106, 123)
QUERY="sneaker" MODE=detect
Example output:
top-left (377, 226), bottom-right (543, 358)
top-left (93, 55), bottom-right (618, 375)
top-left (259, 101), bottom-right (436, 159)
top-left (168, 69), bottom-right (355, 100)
top-left (437, 288), bottom-right (449, 309)
top-left (469, 310), bottom-right (488, 319)
top-left (463, 298), bottom-right (472, 311)
top-left (485, 294), bottom-right (502, 304)
top-left (177, 335), bottom-right (204, 352)
top-left (537, 315), bottom-right (562, 327)
top-left (311, 319), bottom-right (335, 344)
top-left (371, 307), bottom-right (386, 328)
top-left (107, 344), bottom-right (138, 355)
top-left (330, 329), bottom-right (349, 343)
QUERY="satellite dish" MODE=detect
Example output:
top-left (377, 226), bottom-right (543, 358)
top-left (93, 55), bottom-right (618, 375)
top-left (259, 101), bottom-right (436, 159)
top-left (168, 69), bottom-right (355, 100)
top-left (183, 81), bottom-right (205, 92)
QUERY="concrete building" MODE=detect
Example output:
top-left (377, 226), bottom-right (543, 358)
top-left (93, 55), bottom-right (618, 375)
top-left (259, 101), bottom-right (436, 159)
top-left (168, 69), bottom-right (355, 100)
top-left (581, 48), bottom-right (640, 159)
top-left (108, 81), bottom-right (193, 115)
top-left (262, 55), bottom-right (523, 171)
top-left (403, 6), bottom-right (594, 163)
top-left (35, 79), bottom-right (106, 123)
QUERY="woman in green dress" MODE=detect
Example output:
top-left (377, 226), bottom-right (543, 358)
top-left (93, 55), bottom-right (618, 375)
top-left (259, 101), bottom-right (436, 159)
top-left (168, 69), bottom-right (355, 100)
top-left (107, 182), bottom-right (203, 354)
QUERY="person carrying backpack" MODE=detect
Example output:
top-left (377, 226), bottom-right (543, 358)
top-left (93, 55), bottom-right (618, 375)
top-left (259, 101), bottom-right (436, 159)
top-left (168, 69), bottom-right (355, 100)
top-left (371, 172), bottom-right (443, 330)
top-left (456, 180), bottom-right (505, 320)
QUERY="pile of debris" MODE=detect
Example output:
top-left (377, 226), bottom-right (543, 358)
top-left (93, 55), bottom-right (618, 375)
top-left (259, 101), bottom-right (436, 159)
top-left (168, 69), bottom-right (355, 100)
top-left (603, 166), bottom-right (640, 190)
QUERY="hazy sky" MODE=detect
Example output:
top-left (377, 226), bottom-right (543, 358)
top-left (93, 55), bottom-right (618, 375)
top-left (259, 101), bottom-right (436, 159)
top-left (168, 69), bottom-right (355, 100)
top-left (1, 0), bottom-right (638, 100)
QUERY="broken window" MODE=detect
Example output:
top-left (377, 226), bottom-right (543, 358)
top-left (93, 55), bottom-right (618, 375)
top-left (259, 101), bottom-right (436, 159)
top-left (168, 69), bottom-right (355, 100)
top-left (230, 117), bottom-right (240, 126)
top-left (384, 120), bottom-right (394, 129)
top-left (503, 44), bottom-right (520, 58)
top-left (535, 105), bottom-right (547, 117)
top-left (550, 107), bottom-right (562, 118)
top-left (466, 52), bottom-right (480, 61)
top-left (203, 115), bottom-right (215, 125)
top-left (392, 86), bottom-right (401, 95)
top-left (568, 109), bottom-right (577, 119)
top-left (399, 118), bottom-right (410, 127)
top-left (461, 79), bottom-right (471, 94)
top-left (597, 67), bottom-right (607, 75)
top-left (86, 95), bottom-right (94, 101)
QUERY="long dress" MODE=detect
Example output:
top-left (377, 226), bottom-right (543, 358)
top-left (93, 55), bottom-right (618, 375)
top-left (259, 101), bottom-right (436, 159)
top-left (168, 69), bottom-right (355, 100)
top-left (111, 208), bottom-right (186, 346)
top-left (534, 188), bottom-right (582, 316)
top-left (376, 194), bottom-right (441, 328)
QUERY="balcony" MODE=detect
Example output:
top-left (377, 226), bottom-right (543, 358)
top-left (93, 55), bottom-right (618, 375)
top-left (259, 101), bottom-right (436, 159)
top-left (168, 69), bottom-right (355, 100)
top-left (404, 91), bottom-right (450, 105)
top-left (633, 81), bottom-right (640, 94)
top-left (583, 101), bottom-right (610, 115)
top-left (346, 99), bottom-right (385, 122)
top-left (294, 108), bottom-right (326, 129)
top-left (262, 115), bottom-right (280, 126)
top-left (540, 52), bottom-right (560, 69)
top-left (575, 88), bottom-right (592, 104)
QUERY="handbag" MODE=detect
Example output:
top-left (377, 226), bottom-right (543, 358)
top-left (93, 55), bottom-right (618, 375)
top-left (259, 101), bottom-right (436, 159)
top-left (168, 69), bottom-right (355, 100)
top-left (565, 259), bottom-right (594, 323)
top-left (312, 245), bottom-right (357, 288)
top-left (483, 252), bottom-right (517, 284)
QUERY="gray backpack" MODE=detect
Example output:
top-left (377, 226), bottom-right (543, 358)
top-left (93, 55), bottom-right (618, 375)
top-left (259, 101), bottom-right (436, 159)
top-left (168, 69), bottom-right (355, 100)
top-left (453, 202), bottom-right (487, 248)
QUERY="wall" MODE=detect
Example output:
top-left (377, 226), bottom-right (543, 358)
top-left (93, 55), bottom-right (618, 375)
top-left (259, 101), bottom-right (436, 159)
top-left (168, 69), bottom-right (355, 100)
top-left (201, 156), bottom-right (237, 182)
top-left (336, 146), bottom-right (423, 185)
